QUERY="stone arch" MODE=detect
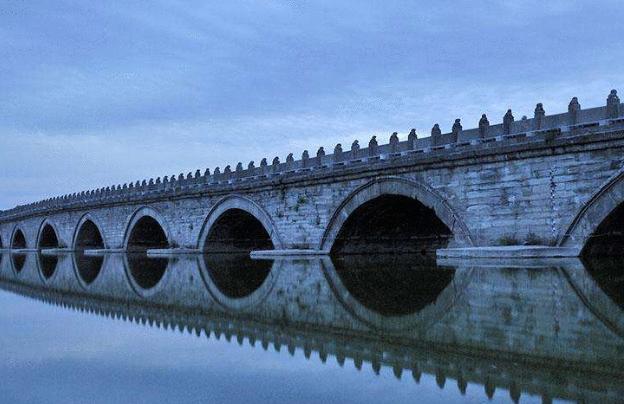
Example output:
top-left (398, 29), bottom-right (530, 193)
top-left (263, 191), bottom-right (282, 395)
top-left (559, 166), bottom-right (624, 254)
top-left (197, 195), bottom-right (283, 251)
top-left (36, 219), bottom-right (61, 249)
top-left (11, 226), bottom-right (27, 249)
top-left (320, 177), bottom-right (473, 252)
top-left (72, 213), bottom-right (108, 250)
top-left (123, 206), bottom-right (171, 251)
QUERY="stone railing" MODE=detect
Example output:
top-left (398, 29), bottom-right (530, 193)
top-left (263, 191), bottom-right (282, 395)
top-left (1, 89), bottom-right (623, 221)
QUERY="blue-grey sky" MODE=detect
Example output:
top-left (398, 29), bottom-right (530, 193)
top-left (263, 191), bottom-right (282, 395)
top-left (1, 0), bottom-right (622, 209)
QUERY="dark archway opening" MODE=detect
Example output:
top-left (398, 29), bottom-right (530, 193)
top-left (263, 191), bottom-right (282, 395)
top-left (332, 254), bottom-right (455, 316)
top-left (11, 229), bottom-right (26, 272)
top-left (583, 202), bottom-right (624, 256)
top-left (74, 220), bottom-right (105, 285)
top-left (12, 229), bottom-right (26, 249)
top-left (127, 216), bottom-right (169, 252)
top-left (126, 216), bottom-right (169, 291)
top-left (204, 209), bottom-right (274, 254)
top-left (76, 220), bottom-right (104, 249)
top-left (202, 253), bottom-right (272, 299)
top-left (38, 253), bottom-right (58, 280)
top-left (331, 195), bottom-right (452, 255)
top-left (39, 224), bottom-right (59, 249)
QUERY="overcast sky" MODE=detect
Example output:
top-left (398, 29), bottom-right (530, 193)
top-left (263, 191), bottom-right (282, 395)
top-left (1, 0), bottom-right (623, 209)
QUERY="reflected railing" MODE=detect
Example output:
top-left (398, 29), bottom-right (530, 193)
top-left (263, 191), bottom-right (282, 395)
top-left (0, 251), bottom-right (623, 402)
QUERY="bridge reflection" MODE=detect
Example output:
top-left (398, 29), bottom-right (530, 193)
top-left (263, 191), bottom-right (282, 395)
top-left (0, 252), bottom-right (623, 403)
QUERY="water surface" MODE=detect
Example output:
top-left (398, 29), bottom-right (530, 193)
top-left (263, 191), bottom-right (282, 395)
top-left (0, 252), bottom-right (622, 403)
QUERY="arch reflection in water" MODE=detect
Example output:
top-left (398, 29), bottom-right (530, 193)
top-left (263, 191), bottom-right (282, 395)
top-left (74, 252), bottom-right (104, 286)
top-left (584, 257), bottom-right (624, 311)
top-left (126, 253), bottom-right (169, 293)
top-left (38, 253), bottom-right (58, 280)
top-left (11, 253), bottom-right (26, 273)
top-left (331, 254), bottom-right (455, 317)
top-left (201, 253), bottom-right (272, 299)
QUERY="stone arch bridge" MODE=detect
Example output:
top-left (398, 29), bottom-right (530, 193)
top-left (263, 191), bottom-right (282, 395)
top-left (1, 90), bottom-right (624, 258)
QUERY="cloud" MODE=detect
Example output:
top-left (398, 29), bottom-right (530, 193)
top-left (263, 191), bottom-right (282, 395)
top-left (1, 1), bottom-right (623, 209)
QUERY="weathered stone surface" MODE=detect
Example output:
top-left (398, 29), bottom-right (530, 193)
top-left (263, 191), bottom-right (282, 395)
top-left (0, 93), bottom-right (624, 255)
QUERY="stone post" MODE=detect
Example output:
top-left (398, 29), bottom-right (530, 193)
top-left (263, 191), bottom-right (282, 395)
top-left (301, 150), bottom-right (309, 168)
top-left (316, 147), bottom-right (325, 166)
top-left (568, 97), bottom-right (580, 125)
top-left (407, 129), bottom-right (417, 149)
top-left (333, 144), bottom-right (343, 163)
top-left (431, 124), bottom-right (441, 146)
top-left (271, 157), bottom-right (280, 173)
top-left (451, 119), bottom-right (462, 143)
top-left (389, 132), bottom-right (399, 153)
top-left (607, 89), bottom-right (621, 119)
top-left (503, 109), bottom-right (514, 135)
top-left (351, 140), bottom-right (360, 159)
top-left (368, 136), bottom-right (378, 157)
top-left (286, 153), bottom-right (294, 169)
top-left (478, 114), bottom-right (489, 138)
top-left (534, 103), bottom-right (545, 130)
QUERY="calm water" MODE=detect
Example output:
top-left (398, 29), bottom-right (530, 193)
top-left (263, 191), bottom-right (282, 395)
top-left (0, 252), bottom-right (622, 403)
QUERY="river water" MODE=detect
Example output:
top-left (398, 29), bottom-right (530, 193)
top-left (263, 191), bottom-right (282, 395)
top-left (0, 252), bottom-right (621, 403)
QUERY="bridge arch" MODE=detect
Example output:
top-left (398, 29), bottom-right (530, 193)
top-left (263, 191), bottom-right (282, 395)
top-left (123, 206), bottom-right (171, 252)
top-left (73, 213), bottom-right (107, 251)
top-left (197, 195), bottom-right (283, 252)
top-left (320, 177), bottom-right (473, 253)
top-left (36, 219), bottom-right (61, 249)
top-left (11, 226), bottom-right (27, 249)
top-left (560, 167), bottom-right (624, 255)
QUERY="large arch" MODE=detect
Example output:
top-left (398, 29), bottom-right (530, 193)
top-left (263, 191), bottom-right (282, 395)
top-left (320, 177), bottom-right (473, 253)
top-left (11, 226), bottom-right (27, 249)
top-left (37, 220), bottom-right (60, 249)
top-left (123, 206), bottom-right (171, 252)
top-left (560, 167), bottom-right (624, 255)
top-left (197, 195), bottom-right (283, 252)
top-left (73, 213), bottom-right (107, 250)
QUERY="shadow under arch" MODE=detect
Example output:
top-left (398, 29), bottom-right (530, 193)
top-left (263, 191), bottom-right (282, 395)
top-left (321, 256), bottom-right (474, 331)
top-left (560, 166), bottom-right (624, 254)
top-left (197, 195), bottom-right (283, 252)
top-left (198, 254), bottom-right (282, 311)
top-left (72, 213), bottom-right (108, 250)
top-left (320, 177), bottom-right (473, 253)
top-left (36, 219), bottom-right (61, 250)
top-left (123, 206), bottom-right (171, 252)
top-left (10, 226), bottom-right (27, 273)
top-left (11, 226), bottom-right (27, 249)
